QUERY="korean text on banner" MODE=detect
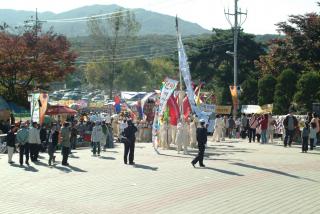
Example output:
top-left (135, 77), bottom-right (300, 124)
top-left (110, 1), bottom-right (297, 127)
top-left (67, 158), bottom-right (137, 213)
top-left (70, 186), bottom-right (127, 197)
top-left (158, 78), bottom-right (178, 116)
top-left (215, 106), bottom-right (232, 115)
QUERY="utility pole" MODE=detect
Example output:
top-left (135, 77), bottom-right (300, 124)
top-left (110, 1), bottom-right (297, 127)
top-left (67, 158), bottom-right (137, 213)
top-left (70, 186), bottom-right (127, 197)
top-left (224, 0), bottom-right (247, 118)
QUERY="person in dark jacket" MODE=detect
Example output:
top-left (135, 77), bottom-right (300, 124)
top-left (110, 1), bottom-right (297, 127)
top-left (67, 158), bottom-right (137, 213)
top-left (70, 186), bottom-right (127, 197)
top-left (283, 111), bottom-right (298, 147)
top-left (6, 125), bottom-right (16, 164)
top-left (48, 124), bottom-right (59, 166)
top-left (61, 122), bottom-right (71, 166)
top-left (191, 119), bottom-right (207, 168)
top-left (301, 122), bottom-right (309, 153)
top-left (40, 125), bottom-right (48, 152)
top-left (123, 120), bottom-right (137, 165)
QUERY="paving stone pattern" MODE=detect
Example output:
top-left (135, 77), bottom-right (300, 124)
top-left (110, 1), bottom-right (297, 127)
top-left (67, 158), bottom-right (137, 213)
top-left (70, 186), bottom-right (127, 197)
top-left (0, 139), bottom-right (319, 214)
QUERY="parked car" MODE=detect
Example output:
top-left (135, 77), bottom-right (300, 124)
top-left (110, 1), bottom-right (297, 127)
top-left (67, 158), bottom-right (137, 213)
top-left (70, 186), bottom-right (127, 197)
top-left (91, 95), bottom-right (105, 102)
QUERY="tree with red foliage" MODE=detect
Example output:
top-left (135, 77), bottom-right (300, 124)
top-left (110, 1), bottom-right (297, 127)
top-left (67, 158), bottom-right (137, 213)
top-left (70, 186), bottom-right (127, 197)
top-left (0, 22), bottom-right (77, 105)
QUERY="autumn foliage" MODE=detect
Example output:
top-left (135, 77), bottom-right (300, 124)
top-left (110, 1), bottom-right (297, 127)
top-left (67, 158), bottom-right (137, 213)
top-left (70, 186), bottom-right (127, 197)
top-left (0, 23), bottom-right (77, 105)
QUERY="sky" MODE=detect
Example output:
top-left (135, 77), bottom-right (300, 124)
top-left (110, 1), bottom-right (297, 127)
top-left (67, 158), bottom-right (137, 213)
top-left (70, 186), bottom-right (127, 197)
top-left (0, 0), bottom-right (318, 34)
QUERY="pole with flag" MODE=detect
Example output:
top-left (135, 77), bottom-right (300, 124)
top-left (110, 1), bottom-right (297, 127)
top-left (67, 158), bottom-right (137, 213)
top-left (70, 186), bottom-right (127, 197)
top-left (176, 15), bottom-right (184, 124)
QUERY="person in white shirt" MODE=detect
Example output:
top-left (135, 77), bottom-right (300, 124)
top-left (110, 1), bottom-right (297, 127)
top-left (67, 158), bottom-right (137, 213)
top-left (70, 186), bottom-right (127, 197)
top-left (28, 122), bottom-right (41, 162)
top-left (119, 119), bottom-right (128, 135)
top-left (91, 122), bottom-right (104, 156)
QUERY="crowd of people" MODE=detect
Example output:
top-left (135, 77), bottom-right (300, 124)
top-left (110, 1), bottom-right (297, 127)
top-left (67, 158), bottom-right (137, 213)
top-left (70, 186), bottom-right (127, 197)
top-left (211, 110), bottom-right (319, 153)
top-left (1, 108), bottom-right (319, 169)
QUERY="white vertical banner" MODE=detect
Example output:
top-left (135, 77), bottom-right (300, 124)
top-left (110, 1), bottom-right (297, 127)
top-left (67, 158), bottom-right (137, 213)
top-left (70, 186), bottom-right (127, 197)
top-left (30, 93), bottom-right (40, 123)
top-left (158, 78), bottom-right (178, 116)
top-left (177, 33), bottom-right (208, 122)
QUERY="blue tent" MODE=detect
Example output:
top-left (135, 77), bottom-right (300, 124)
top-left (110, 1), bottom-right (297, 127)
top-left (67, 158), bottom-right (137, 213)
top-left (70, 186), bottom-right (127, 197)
top-left (7, 102), bottom-right (30, 117)
top-left (0, 97), bottom-right (10, 111)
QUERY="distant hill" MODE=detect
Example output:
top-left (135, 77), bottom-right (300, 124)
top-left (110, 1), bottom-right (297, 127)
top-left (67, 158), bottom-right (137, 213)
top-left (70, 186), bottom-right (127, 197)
top-left (0, 4), bottom-right (212, 36)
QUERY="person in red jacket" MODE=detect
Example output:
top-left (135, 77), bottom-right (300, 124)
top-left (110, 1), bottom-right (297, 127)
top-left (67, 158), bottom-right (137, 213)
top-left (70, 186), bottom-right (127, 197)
top-left (259, 114), bottom-right (269, 144)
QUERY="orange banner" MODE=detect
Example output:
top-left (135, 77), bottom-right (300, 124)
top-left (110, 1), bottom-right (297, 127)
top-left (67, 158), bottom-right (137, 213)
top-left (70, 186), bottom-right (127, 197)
top-left (39, 93), bottom-right (48, 125)
top-left (229, 86), bottom-right (239, 111)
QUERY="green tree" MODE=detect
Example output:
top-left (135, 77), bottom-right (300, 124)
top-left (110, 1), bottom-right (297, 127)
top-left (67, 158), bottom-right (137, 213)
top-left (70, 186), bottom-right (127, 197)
top-left (88, 9), bottom-right (140, 98)
top-left (294, 71), bottom-right (320, 112)
top-left (256, 2), bottom-right (320, 76)
top-left (187, 29), bottom-right (265, 105)
top-left (240, 78), bottom-right (258, 105)
top-left (148, 58), bottom-right (177, 90)
top-left (84, 59), bottom-right (113, 89)
top-left (273, 69), bottom-right (298, 114)
top-left (115, 59), bottom-right (150, 91)
top-left (258, 74), bottom-right (277, 105)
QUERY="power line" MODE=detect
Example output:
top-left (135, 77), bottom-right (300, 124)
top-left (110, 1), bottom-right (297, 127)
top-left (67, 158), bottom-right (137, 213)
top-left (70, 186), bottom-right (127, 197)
top-left (75, 41), bottom-right (232, 64)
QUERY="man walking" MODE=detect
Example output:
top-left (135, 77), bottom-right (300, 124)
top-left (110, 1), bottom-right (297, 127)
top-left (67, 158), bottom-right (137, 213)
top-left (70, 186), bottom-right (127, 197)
top-left (191, 119), bottom-right (207, 168)
top-left (61, 122), bottom-right (71, 166)
top-left (123, 120), bottom-right (137, 165)
top-left (29, 122), bottom-right (41, 162)
top-left (283, 110), bottom-right (298, 147)
top-left (16, 123), bottom-right (29, 166)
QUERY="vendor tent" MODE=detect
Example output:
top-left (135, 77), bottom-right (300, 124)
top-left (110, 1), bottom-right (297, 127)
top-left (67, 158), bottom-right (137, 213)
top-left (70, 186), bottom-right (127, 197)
top-left (46, 105), bottom-right (77, 115)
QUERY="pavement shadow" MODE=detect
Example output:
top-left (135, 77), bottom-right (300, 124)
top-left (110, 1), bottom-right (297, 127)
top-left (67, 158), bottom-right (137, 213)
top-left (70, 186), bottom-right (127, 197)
top-left (104, 150), bottom-right (118, 153)
top-left (208, 145), bottom-right (235, 148)
top-left (11, 163), bottom-right (39, 172)
top-left (24, 165), bottom-right (39, 172)
top-left (99, 156), bottom-right (116, 160)
top-left (67, 165), bottom-right (87, 172)
top-left (307, 152), bottom-right (320, 155)
top-left (33, 161), bottom-right (49, 167)
top-left (232, 163), bottom-right (318, 182)
top-left (54, 165), bottom-right (71, 173)
top-left (133, 164), bottom-right (158, 171)
top-left (69, 155), bottom-right (80, 159)
top-left (198, 167), bottom-right (244, 176)
top-left (54, 165), bottom-right (87, 173)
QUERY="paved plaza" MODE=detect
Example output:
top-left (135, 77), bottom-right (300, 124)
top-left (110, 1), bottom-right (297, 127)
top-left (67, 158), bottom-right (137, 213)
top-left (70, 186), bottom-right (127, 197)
top-left (0, 139), bottom-right (319, 214)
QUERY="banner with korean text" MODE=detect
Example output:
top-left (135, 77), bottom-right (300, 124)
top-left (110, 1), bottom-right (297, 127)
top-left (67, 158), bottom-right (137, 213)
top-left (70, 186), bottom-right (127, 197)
top-left (158, 78), bottom-right (178, 116)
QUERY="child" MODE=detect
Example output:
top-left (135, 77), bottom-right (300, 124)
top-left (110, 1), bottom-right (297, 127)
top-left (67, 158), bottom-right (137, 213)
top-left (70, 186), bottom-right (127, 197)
top-left (309, 122), bottom-right (317, 151)
top-left (301, 122), bottom-right (309, 153)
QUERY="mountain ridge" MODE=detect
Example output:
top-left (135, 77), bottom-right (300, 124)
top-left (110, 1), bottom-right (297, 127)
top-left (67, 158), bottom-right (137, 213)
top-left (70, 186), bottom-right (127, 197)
top-left (0, 4), bottom-right (212, 36)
